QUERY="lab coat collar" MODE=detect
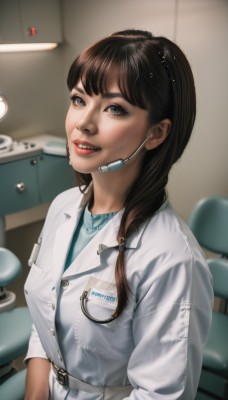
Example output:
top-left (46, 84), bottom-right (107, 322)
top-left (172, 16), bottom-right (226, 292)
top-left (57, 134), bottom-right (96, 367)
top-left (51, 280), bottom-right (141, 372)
top-left (66, 189), bottom-right (145, 246)
top-left (62, 209), bottom-right (147, 279)
top-left (63, 183), bottom-right (93, 219)
top-left (52, 184), bottom-right (148, 281)
top-left (51, 185), bottom-right (92, 287)
top-left (62, 183), bottom-right (146, 250)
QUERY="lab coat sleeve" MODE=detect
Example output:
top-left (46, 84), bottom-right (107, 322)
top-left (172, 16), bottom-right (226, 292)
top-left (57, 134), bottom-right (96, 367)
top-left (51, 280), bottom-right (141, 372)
top-left (24, 323), bottom-right (48, 363)
top-left (124, 256), bottom-right (213, 400)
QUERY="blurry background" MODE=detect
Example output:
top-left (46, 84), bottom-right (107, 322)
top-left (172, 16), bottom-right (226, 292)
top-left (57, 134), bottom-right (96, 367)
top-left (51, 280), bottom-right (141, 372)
top-left (0, 0), bottom-right (227, 305)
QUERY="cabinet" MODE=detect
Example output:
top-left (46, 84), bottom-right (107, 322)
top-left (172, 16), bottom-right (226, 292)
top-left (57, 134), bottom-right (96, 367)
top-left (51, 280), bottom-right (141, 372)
top-left (0, 154), bottom-right (75, 216)
top-left (0, 0), bottom-right (62, 44)
top-left (38, 154), bottom-right (75, 204)
top-left (0, 156), bottom-right (39, 214)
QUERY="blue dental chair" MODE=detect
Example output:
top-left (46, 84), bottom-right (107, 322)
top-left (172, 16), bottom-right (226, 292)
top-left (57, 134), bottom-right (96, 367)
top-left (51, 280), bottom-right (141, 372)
top-left (188, 197), bottom-right (228, 259)
top-left (0, 247), bottom-right (32, 399)
top-left (189, 197), bottom-right (228, 399)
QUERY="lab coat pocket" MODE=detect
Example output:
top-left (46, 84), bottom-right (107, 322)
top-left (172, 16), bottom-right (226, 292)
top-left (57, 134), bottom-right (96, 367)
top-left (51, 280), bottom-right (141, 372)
top-left (81, 276), bottom-right (118, 323)
top-left (24, 262), bottom-right (53, 322)
top-left (75, 277), bottom-right (134, 358)
top-left (24, 262), bottom-right (43, 296)
top-left (159, 302), bottom-right (191, 342)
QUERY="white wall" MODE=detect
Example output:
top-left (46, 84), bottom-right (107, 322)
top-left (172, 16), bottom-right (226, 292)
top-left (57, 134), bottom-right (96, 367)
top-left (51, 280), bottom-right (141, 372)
top-left (169, 0), bottom-right (228, 218)
top-left (0, 47), bottom-right (66, 139)
top-left (1, 0), bottom-right (228, 228)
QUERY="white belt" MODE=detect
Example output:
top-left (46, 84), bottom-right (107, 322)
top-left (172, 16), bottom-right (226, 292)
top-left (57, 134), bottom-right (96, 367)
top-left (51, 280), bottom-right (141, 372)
top-left (51, 362), bottom-right (132, 396)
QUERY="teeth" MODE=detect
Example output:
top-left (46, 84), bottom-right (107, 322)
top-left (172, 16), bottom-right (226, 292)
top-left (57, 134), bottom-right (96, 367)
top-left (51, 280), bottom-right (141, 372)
top-left (78, 143), bottom-right (98, 150)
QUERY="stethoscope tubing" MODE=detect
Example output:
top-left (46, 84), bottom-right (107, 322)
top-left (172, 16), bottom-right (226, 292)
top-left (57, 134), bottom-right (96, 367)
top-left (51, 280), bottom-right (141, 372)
top-left (80, 290), bottom-right (118, 324)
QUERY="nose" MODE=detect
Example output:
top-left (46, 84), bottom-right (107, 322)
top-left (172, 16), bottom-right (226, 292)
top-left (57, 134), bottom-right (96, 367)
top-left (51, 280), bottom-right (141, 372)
top-left (76, 110), bottom-right (97, 135)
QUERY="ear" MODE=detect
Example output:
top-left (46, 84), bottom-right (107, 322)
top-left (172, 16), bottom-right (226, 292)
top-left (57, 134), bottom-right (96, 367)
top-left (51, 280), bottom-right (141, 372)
top-left (145, 119), bottom-right (172, 150)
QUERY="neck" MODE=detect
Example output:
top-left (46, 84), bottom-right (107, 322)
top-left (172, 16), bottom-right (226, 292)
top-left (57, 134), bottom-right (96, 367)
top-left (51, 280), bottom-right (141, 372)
top-left (89, 182), bottom-right (125, 214)
top-left (90, 165), bottom-right (138, 214)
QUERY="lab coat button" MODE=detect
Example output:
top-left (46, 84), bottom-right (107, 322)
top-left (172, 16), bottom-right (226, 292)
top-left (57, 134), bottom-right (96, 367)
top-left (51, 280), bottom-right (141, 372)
top-left (51, 303), bottom-right (55, 310)
top-left (49, 328), bottom-right (55, 336)
top-left (61, 280), bottom-right (69, 288)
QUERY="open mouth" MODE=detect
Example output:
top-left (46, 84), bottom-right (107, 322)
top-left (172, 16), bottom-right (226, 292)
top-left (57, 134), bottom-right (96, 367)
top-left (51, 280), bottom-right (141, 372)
top-left (76, 143), bottom-right (101, 152)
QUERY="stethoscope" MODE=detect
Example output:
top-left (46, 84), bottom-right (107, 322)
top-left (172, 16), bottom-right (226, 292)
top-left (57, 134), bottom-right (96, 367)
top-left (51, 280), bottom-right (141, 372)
top-left (80, 239), bottom-right (126, 324)
top-left (80, 290), bottom-right (118, 324)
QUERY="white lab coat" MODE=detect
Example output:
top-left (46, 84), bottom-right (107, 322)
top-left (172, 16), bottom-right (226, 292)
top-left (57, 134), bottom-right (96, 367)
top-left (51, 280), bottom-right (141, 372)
top-left (25, 186), bottom-right (213, 400)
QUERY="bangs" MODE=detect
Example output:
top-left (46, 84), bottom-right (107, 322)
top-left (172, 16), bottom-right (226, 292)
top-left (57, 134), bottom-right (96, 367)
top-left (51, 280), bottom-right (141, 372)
top-left (67, 36), bottom-right (149, 110)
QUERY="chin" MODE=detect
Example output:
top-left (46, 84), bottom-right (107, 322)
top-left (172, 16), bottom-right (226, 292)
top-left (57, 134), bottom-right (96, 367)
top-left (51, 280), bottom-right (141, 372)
top-left (70, 162), bottom-right (94, 174)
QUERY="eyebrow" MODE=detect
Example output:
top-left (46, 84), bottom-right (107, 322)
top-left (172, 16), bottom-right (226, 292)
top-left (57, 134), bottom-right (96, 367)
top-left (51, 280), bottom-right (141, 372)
top-left (74, 86), bottom-right (125, 100)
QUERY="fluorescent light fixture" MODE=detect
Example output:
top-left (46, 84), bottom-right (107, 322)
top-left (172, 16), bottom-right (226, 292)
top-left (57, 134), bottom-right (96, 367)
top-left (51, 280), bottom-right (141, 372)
top-left (0, 96), bottom-right (8, 120)
top-left (0, 43), bottom-right (58, 52)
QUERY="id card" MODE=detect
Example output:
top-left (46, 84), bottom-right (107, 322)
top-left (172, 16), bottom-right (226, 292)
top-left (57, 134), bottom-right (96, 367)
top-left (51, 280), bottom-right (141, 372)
top-left (84, 276), bottom-right (117, 310)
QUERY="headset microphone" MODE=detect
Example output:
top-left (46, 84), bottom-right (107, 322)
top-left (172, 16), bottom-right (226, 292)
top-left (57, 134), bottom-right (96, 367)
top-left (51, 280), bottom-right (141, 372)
top-left (98, 135), bottom-right (152, 173)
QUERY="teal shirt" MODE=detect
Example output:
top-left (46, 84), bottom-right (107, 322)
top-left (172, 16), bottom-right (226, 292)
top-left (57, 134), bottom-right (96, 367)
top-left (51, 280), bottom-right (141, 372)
top-left (65, 205), bottom-right (117, 270)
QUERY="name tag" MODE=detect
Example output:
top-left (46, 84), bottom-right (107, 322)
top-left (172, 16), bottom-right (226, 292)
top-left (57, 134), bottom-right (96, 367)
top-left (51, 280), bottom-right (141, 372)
top-left (89, 288), bottom-right (117, 310)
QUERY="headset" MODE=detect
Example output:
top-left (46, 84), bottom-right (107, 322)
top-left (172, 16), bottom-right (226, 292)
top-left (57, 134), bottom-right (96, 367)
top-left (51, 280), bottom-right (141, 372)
top-left (97, 135), bottom-right (152, 173)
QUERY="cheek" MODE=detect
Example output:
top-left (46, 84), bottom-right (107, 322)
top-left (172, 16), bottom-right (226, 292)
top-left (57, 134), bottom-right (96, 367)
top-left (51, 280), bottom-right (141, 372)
top-left (101, 121), bottom-right (133, 145)
top-left (65, 110), bottom-right (74, 136)
top-left (112, 126), bottom-right (140, 151)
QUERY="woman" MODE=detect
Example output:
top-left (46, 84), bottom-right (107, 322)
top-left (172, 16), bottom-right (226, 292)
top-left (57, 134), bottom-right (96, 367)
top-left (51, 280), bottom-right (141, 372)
top-left (25, 29), bottom-right (213, 399)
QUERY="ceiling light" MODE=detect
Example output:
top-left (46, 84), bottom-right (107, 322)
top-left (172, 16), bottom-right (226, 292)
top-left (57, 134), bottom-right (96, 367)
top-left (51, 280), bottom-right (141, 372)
top-left (0, 96), bottom-right (8, 120)
top-left (0, 43), bottom-right (58, 53)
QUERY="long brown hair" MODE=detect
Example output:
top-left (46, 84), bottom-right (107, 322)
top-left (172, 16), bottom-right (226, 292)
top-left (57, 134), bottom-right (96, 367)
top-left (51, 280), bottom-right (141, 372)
top-left (67, 29), bottom-right (196, 317)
